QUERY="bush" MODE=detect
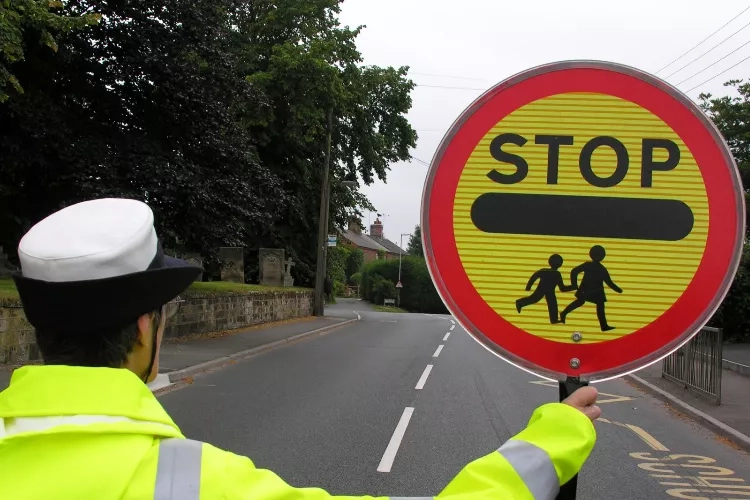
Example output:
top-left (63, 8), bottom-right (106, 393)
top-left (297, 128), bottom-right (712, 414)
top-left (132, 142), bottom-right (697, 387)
top-left (350, 272), bottom-right (362, 286)
top-left (362, 256), bottom-right (448, 314)
top-left (333, 280), bottom-right (346, 298)
top-left (710, 243), bottom-right (750, 342)
top-left (372, 276), bottom-right (396, 305)
top-left (346, 248), bottom-right (364, 279)
top-left (327, 246), bottom-right (349, 286)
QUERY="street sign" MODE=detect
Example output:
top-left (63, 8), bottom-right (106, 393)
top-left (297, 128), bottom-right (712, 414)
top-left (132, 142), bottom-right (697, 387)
top-left (421, 61), bottom-right (745, 382)
top-left (396, 281), bottom-right (403, 288)
top-left (327, 234), bottom-right (337, 247)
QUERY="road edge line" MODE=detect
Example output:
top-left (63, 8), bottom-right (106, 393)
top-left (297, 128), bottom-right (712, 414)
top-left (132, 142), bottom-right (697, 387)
top-left (165, 318), bottom-right (358, 383)
top-left (626, 374), bottom-right (750, 453)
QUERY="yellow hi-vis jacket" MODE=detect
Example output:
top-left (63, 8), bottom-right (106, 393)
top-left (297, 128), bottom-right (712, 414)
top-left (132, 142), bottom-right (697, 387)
top-left (0, 366), bottom-right (596, 500)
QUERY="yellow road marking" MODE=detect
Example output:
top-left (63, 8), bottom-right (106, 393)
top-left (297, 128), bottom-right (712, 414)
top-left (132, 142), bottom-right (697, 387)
top-left (625, 424), bottom-right (670, 451)
top-left (528, 380), bottom-right (634, 403)
top-left (528, 380), bottom-right (669, 451)
top-left (630, 453), bottom-right (750, 499)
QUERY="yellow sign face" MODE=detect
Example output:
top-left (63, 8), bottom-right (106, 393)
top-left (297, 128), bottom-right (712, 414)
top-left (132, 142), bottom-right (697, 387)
top-left (453, 92), bottom-right (709, 344)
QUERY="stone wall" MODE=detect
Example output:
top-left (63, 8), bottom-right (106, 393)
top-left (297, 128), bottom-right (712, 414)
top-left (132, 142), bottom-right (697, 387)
top-left (0, 289), bottom-right (314, 365)
top-left (163, 289), bottom-right (314, 339)
top-left (0, 298), bottom-right (39, 364)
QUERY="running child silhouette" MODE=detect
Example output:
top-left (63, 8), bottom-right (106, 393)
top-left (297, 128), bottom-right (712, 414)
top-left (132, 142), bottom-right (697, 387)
top-left (516, 254), bottom-right (575, 324)
top-left (560, 245), bottom-right (623, 332)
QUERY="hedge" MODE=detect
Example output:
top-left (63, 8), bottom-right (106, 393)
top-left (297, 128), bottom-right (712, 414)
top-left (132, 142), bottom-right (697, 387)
top-left (362, 256), bottom-right (448, 314)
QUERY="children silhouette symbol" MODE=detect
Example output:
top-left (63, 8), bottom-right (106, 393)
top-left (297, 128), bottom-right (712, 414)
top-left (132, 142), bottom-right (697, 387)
top-left (516, 254), bottom-right (576, 324)
top-left (560, 245), bottom-right (623, 332)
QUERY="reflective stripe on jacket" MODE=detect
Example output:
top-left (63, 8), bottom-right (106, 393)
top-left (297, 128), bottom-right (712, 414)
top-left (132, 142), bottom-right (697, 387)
top-left (0, 366), bottom-right (596, 500)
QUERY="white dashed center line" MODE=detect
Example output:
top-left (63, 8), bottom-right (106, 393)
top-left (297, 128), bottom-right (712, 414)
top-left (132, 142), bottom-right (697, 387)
top-left (377, 407), bottom-right (415, 472)
top-left (433, 345), bottom-right (444, 358)
top-left (450, 324), bottom-right (455, 331)
top-left (415, 365), bottom-right (433, 390)
top-left (443, 332), bottom-right (451, 341)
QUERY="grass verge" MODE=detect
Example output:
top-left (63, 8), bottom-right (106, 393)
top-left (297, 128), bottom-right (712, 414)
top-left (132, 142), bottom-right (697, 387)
top-left (187, 281), bottom-right (310, 294)
top-left (374, 305), bottom-right (409, 313)
top-left (0, 277), bottom-right (310, 301)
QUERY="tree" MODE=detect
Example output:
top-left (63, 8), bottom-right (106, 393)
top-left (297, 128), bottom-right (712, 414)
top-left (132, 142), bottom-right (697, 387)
top-left (0, 0), bottom-right (99, 102)
top-left (361, 256), bottom-right (447, 313)
top-left (700, 80), bottom-right (750, 341)
top-left (236, 0), bottom-right (417, 283)
top-left (345, 247), bottom-right (364, 281)
top-left (699, 80), bottom-right (750, 236)
top-left (407, 225), bottom-right (423, 257)
top-left (0, 0), bottom-right (282, 267)
top-left (0, 0), bottom-right (417, 288)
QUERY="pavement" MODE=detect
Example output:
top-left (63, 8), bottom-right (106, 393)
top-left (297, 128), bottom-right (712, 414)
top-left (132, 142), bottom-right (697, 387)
top-left (158, 315), bottom-right (353, 379)
top-left (630, 360), bottom-right (750, 441)
top-left (724, 343), bottom-right (750, 366)
top-left (0, 313), bottom-right (356, 391)
top-left (158, 298), bottom-right (750, 499)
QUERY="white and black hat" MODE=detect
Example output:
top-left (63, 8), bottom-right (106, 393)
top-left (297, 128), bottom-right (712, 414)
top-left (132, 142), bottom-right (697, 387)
top-left (12, 198), bottom-right (203, 333)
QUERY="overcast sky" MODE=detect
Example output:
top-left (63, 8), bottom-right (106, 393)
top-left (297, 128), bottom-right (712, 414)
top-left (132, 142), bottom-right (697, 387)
top-left (338, 0), bottom-right (750, 245)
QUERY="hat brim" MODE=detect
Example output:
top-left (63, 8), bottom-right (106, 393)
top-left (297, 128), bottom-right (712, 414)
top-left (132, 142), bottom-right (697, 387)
top-left (13, 256), bottom-right (203, 333)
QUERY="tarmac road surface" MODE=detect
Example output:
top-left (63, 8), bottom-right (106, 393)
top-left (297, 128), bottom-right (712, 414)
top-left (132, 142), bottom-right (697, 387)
top-left (160, 299), bottom-right (750, 499)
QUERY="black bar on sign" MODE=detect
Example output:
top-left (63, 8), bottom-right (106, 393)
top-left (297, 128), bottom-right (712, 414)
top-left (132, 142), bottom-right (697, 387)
top-left (470, 193), bottom-right (694, 241)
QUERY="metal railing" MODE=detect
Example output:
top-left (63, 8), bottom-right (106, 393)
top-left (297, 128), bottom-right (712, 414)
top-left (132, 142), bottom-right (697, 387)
top-left (662, 326), bottom-right (723, 404)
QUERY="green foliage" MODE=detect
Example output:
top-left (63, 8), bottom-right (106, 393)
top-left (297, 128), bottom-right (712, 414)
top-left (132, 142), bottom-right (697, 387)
top-left (406, 224), bottom-right (423, 257)
top-left (370, 275), bottom-right (396, 305)
top-left (0, 0), bottom-right (99, 102)
top-left (701, 81), bottom-right (750, 341)
top-left (326, 245), bottom-right (349, 286)
top-left (376, 249), bottom-right (386, 260)
top-left (362, 256), bottom-right (447, 314)
top-left (709, 244), bottom-right (750, 342)
top-left (332, 280), bottom-right (346, 298)
top-left (349, 271), bottom-right (362, 286)
top-left (345, 247), bottom-right (364, 280)
top-left (0, 0), bottom-right (417, 289)
top-left (374, 305), bottom-right (407, 313)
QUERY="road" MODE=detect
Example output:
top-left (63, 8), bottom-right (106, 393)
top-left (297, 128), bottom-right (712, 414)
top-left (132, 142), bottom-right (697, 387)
top-left (160, 299), bottom-right (750, 499)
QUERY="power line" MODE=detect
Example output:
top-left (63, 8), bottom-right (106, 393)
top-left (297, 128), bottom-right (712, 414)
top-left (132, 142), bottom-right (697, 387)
top-left (664, 19), bottom-right (750, 78)
top-left (409, 71), bottom-right (490, 82)
top-left (416, 83), bottom-right (486, 91)
top-left (676, 38), bottom-right (750, 85)
top-left (656, 5), bottom-right (750, 73)
top-left (686, 52), bottom-right (750, 92)
top-left (412, 157), bottom-right (430, 167)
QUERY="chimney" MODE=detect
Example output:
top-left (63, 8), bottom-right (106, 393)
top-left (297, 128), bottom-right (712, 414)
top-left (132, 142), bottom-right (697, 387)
top-left (348, 218), bottom-right (362, 235)
top-left (370, 217), bottom-right (383, 239)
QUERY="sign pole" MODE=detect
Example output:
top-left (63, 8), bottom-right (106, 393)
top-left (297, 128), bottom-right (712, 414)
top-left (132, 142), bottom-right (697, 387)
top-left (555, 378), bottom-right (588, 500)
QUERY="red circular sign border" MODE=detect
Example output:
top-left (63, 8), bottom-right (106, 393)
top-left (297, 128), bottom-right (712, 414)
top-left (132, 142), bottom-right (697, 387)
top-left (422, 62), bottom-right (744, 380)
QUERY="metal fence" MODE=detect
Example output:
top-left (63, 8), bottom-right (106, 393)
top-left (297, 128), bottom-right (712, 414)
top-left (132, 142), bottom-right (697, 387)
top-left (662, 326), bottom-right (723, 405)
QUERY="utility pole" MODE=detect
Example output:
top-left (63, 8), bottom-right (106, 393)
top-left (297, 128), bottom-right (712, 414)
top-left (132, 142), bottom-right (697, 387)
top-left (397, 232), bottom-right (410, 307)
top-left (314, 108), bottom-right (334, 317)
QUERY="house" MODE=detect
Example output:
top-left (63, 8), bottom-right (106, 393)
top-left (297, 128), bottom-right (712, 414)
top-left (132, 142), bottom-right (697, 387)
top-left (340, 217), bottom-right (406, 264)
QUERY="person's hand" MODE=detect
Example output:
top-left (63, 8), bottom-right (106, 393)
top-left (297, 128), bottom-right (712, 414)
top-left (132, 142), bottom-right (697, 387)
top-left (562, 386), bottom-right (601, 422)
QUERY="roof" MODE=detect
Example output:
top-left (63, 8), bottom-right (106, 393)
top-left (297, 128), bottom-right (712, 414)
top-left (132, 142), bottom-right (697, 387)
top-left (375, 236), bottom-right (406, 255)
top-left (340, 229), bottom-right (406, 255)
top-left (340, 230), bottom-right (388, 252)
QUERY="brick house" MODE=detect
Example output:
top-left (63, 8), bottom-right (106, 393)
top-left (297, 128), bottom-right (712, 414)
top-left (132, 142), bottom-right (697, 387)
top-left (340, 217), bottom-right (406, 264)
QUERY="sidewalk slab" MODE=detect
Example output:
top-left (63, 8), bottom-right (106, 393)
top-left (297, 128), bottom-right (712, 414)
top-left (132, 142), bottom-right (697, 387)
top-left (630, 362), bottom-right (750, 450)
top-left (158, 316), bottom-right (349, 375)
